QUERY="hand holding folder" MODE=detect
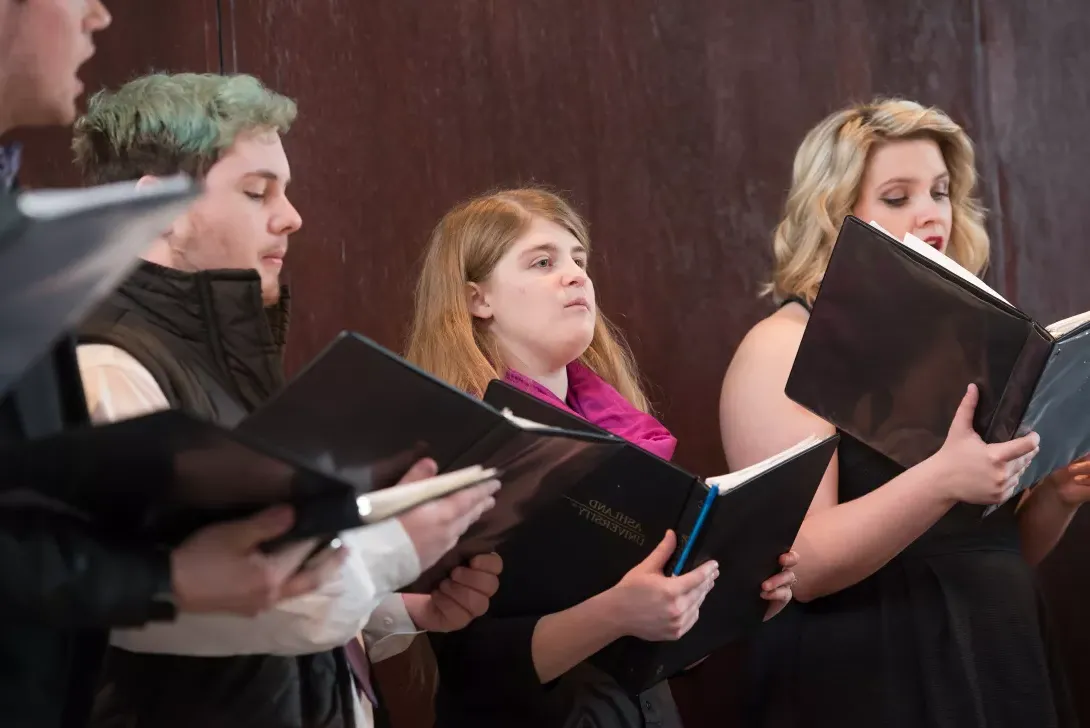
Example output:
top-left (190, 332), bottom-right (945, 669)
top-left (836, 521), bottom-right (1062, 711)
top-left (391, 463), bottom-right (502, 573)
top-left (482, 379), bottom-right (836, 693)
top-left (169, 504), bottom-right (348, 615)
top-left (1036, 456), bottom-right (1090, 506)
top-left (925, 383), bottom-right (1041, 508)
top-left (760, 549), bottom-right (800, 621)
top-left (606, 529), bottom-right (719, 642)
top-left (786, 215), bottom-right (1085, 512)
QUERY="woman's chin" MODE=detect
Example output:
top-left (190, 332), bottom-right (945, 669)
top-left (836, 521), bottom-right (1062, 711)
top-left (551, 335), bottom-right (595, 367)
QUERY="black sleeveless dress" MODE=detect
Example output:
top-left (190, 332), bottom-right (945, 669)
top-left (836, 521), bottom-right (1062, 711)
top-left (743, 298), bottom-right (1076, 728)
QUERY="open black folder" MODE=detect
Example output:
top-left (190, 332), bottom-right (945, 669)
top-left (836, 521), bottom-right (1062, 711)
top-left (0, 409), bottom-right (361, 549)
top-left (0, 408), bottom-right (504, 552)
top-left (483, 380), bottom-right (837, 694)
top-left (237, 332), bottom-right (624, 589)
top-left (0, 325), bottom-right (592, 554)
top-left (786, 215), bottom-right (1090, 512)
top-left (0, 175), bottom-right (200, 398)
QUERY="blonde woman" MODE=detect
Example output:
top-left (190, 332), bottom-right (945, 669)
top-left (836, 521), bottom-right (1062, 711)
top-left (720, 98), bottom-right (1082, 727)
top-left (406, 188), bottom-right (798, 727)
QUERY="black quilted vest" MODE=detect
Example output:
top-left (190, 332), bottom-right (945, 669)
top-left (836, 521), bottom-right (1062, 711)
top-left (80, 260), bottom-right (358, 728)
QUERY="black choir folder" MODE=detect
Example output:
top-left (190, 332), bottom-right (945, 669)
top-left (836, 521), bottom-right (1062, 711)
top-left (0, 175), bottom-right (200, 398)
top-left (482, 380), bottom-right (837, 694)
top-left (237, 332), bottom-right (623, 589)
top-left (786, 215), bottom-right (1090, 512)
top-left (0, 410), bottom-right (362, 547)
top-left (0, 408), bottom-right (499, 550)
top-left (0, 331), bottom-right (610, 557)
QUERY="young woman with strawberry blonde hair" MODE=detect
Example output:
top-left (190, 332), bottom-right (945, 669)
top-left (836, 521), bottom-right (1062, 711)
top-left (406, 188), bottom-right (798, 727)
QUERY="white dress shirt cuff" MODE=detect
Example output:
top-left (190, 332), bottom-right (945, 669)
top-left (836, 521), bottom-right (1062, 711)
top-left (363, 594), bottom-right (422, 663)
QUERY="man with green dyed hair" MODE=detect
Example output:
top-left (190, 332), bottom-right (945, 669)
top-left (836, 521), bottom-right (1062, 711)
top-left (72, 72), bottom-right (503, 728)
top-left (0, 6), bottom-right (353, 728)
top-left (74, 72), bottom-right (302, 306)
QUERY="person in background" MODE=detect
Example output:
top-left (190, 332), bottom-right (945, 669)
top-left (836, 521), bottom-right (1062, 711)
top-left (0, 4), bottom-right (343, 728)
top-left (71, 72), bottom-right (503, 728)
top-left (719, 97), bottom-right (1080, 728)
top-left (405, 187), bottom-right (799, 728)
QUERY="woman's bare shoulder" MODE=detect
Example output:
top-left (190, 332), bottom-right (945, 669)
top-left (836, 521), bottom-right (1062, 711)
top-left (730, 304), bottom-right (809, 372)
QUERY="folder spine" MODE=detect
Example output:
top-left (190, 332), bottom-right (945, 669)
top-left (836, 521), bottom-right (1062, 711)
top-left (665, 482), bottom-right (711, 574)
top-left (985, 326), bottom-right (1053, 443)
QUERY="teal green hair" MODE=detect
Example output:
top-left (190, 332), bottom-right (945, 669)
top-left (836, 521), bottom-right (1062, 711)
top-left (72, 72), bottom-right (297, 184)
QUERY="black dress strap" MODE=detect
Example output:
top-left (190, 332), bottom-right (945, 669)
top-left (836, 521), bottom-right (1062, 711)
top-left (780, 295), bottom-right (812, 313)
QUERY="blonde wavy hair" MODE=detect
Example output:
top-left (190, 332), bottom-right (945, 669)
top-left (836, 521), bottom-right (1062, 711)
top-left (766, 98), bottom-right (989, 304)
top-left (405, 187), bottom-right (651, 412)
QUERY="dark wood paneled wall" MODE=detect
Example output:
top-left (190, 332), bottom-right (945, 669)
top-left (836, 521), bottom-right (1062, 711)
top-left (984, 3), bottom-right (1090, 725)
top-left (225, 0), bottom-right (1007, 476)
top-left (8, 2), bottom-right (1090, 726)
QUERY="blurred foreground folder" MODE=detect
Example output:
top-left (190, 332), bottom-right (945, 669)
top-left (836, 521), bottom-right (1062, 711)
top-left (0, 406), bottom-right (501, 551)
top-left (0, 175), bottom-right (199, 398)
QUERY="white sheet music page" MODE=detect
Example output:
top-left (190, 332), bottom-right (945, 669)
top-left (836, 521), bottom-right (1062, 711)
top-left (867, 220), bottom-right (1011, 307)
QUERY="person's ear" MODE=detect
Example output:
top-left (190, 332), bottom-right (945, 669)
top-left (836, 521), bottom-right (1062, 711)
top-left (135, 176), bottom-right (191, 255)
top-left (466, 282), bottom-right (492, 320)
top-left (135, 175), bottom-right (161, 190)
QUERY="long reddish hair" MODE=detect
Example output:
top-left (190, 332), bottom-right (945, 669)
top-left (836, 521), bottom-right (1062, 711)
top-left (405, 187), bottom-right (650, 412)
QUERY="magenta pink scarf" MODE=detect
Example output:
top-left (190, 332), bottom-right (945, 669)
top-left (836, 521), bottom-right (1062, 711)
top-left (503, 362), bottom-right (677, 461)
